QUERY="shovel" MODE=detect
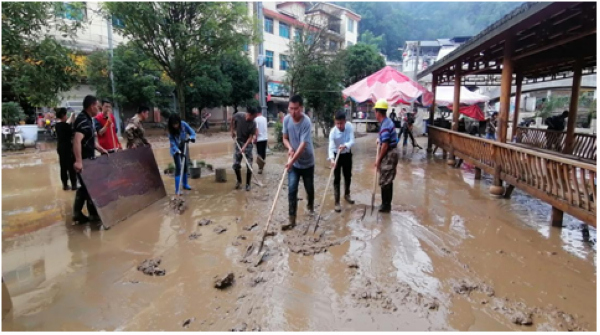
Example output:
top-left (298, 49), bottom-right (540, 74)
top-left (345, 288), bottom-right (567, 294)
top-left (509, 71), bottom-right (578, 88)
top-left (234, 139), bottom-right (264, 187)
top-left (371, 144), bottom-right (381, 215)
top-left (307, 148), bottom-right (342, 236)
top-left (196, 118), bottom-right (208, 133)
top-left (246, 158), bottom-right (290, 266)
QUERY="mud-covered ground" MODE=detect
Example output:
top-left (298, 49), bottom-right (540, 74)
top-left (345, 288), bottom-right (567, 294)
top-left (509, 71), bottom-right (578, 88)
top-left (2, 132), bottom-right (596, 331)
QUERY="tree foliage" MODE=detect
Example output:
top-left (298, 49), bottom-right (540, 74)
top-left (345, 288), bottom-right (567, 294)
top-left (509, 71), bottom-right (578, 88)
top-left (359, 30), bottom-right (384, 51)
top-left (338, 2), bottom-right (523, 60)
top-left (221, 53), bottom-right (259, 113)
top-left (2, 102), bottom-right (26, 125)
top-left (102, 2), bottom-right (258, 120)
top-left (2, 2), bottom-right (86, 109)
top-left (86, 42), bottom-right (175, 113)
top-left (341, 43), bottom-right (386, 86)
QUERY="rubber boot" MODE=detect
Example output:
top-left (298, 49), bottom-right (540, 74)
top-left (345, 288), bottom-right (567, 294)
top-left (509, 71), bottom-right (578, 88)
top-left (87, 200), bottom-right (101, 222)
top-left (257, 159), bottom-right (264, 174)
top-left (306, 201), bottom-right (315, 216)
top-left (378, 185), bottom-right (392, 213)
top-left (235, 169), bottom-right (242, 189)
top-left (344, 183), bottom-right (355, 204)
top-left (334, 187), bottom-right (341, 213)
top-left (282, 216), bottom-right (296, 230)
top-left (183, 173), bottom-right (192, 190)
top-left (246, 169), bottom-right (252, 191)
top-left (175, 176), bottom-right (181, 195)
top-left (72, 190), bottom-right (89, 224)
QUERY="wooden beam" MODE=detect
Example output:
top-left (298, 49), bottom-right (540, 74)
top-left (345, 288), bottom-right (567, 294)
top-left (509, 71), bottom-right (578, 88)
top-left (513, 28), bottom-right (597, 61)
top-left (511, 73), bottom-right (523, 141)
top-left (451, 66), bottom-right (461, 131)
top-left (427, 74), bottom-right (438, 153)
top-left (564, 58), bottom-right (583, 154)
top-left (498, 37), bottom-right (514, 143)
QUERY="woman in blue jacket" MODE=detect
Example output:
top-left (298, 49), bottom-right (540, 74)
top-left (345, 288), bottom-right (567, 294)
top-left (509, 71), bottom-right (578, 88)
top-left (168, 114), bottom-right (196, 194)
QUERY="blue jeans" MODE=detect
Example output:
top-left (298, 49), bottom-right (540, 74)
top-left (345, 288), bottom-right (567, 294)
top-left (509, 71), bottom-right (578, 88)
top-left (288, 165), bottom-right (315, 217)
top-left (486, 133), bottom-right (496, 140)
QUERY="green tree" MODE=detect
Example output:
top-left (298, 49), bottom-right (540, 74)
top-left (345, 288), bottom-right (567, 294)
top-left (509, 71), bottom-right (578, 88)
top-left (221, 53), bottom-right (259, 114)
top-left (2, 2), bottom-right (86, 110)
top-left (103, 2), bottom-right (257, 120)
top-left (297, 56), bottom-right (345, 138)
top-left (341, 43), bottom-right (386, 86)
top-left (86, 43), bottom-right (176, 113)
top-left (2, 102), bottom-right (26, 125)
top-left (185, 65), bottom-right (232, 121)
top-left (535, 95), bottom-right (570, 119)
top-left (359, 30), bottom-right (384, 51)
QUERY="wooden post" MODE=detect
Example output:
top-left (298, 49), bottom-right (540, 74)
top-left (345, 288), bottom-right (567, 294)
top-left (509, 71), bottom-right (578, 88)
top-left (564, 58), bottom-right (582, 155)
top-left (498, 37), bottom-right (513, 143)
top-left (511, 72), bottom-right (523, 141)
top-left (427, 74), bottom-right (438, 153)
top-left (551, 206), bottom-right (564, 227)
top-left (448, 66), bottom-right (461, 166)
top-left (474, 167), bottom-right (482, 180)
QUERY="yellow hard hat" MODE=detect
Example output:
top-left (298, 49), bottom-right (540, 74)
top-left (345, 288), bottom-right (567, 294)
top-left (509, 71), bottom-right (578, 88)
top-left (374, 99), bottom-right (388, 110)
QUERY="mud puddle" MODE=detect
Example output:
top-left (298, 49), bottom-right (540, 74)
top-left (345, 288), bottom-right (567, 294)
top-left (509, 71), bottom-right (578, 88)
top-left (2, 134), bottom-right (596, 331)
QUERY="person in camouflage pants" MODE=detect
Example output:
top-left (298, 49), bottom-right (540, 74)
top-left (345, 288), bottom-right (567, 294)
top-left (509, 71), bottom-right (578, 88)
top-left (125, 106), bottom-right (151, 149)
top-left (373, 99), bottom-right (399, 213)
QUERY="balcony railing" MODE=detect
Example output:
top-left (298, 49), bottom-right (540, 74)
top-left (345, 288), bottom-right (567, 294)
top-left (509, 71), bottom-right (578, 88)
top-left (429, 126), bottom-right (596, 226)
top-left (514, 127), bottom-right (596, 161)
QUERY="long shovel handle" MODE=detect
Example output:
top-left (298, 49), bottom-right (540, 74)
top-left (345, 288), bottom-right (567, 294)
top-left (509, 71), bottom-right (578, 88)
top-left (196, 119), bottom-right (208, 133)
top-left (234, 139), bottom-right (262, 186)
top-left (312, 150), bottom-right (342, 234)
top-left (177, 141), bottom-right (188, 196)
top-left (371, 144), bottom-right (381, 214)
top-left (257, 161), bottom-right (289, 253)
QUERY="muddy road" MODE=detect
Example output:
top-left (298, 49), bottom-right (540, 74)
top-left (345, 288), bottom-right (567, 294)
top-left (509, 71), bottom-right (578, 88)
top-left (2, 134), bottom-right (596, 331)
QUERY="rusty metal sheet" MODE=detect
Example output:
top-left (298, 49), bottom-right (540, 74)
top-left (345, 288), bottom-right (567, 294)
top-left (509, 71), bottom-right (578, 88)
top-left (80, 146), bottom-right (166, 228)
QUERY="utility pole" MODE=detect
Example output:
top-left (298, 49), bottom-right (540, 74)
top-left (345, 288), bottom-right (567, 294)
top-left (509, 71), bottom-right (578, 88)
top-left (257, 2), bottom-right (268, 120)
top-left (411, 41), bottom-right (421, 108)
top-left (107, 16), bottom-right (122, 136)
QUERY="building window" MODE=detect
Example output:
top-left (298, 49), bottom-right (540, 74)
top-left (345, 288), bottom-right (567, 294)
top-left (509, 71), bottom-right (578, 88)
top-left (329, 40), bottom-right (338, 51)
top-left (264, 17), bottom-right (274, 34)
top-left (347, 41), bottom-right (354, 47)
top-left (243, 44), bottom-right (249, 52)
top-left (58, 2), bottom-right (86, 21)
top-left (347, 19), bottom-right (354, 33)
top-left (112, 16), bottom-right (124, 28)
top-left (306, 33), bottom-right (314, 45)
top-left (279, 22), bottom-right (290, 39)
top-left (295, 29), bottom-right (303, 42)
top-left (265, 50), bottom-right (274, 68)
top-left (279, 55), bottom-right (289, 71)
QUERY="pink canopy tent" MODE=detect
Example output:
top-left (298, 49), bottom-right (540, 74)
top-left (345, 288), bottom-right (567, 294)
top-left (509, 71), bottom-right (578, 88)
top-left (342, 66), bottom-right (433, 106)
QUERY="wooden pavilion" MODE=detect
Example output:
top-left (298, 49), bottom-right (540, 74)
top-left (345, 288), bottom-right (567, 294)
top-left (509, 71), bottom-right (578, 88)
top-left (418, 2), bottom-right (597, 227)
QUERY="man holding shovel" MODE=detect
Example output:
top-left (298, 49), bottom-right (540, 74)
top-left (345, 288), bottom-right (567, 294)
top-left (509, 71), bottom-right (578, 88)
top-left (231, 106), bottom-right (258, 191)
top-left (374, 99), bottom-right (398, 213)
top-left (94, 100), bottom-right (122, 152)
top-left (283, 95), bottom-right (315, 229)
top-left (328, 111), bottom-right (355, 213)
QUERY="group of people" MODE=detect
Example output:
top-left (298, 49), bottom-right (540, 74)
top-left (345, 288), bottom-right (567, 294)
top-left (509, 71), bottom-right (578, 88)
top-left (54, 95), bottom-right (152, 224)
top-left (388, 107), bottom-right (423, 150)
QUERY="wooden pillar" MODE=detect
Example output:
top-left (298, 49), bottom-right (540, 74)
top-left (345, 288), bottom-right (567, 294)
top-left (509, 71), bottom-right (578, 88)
top-left (551, 206), bottom-right (564, 227)
top-left (564, 58), bottom-right (582, 155)
top-left (498, 37), bottom-right (513, 143)
top-left (448, 66), bottom-right (461, 166)
top-left (474, 167), bottom-right (482, 180)
top-left (511, 72), bottom-right (523, 141)
top-left (427, 74), bottom-right (438, 153)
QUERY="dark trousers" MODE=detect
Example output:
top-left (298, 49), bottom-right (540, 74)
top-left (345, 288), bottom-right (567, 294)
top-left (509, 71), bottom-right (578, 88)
top-left (256, 140), bottom-right (267, 161)
top-left (73, 174), bottom-right (98, 217)
top-left (333, 152), bottom-right (352, 196)
top-left (58, 148), bottom-right (77, 188)
top-left (399, 125), bottom-right (417, 146)
top-left (288, 165), bottom-right (315, 217)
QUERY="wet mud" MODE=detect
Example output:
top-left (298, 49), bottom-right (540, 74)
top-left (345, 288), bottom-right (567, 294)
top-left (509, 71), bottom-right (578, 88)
top-left (2, 133), bottom-right (596, 331)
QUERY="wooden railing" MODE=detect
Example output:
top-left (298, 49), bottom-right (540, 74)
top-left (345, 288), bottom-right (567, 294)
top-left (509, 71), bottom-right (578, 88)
top-left (514, 127), bottom-right (597, 161)
top-left (429, 126), bottom-right (596, 227)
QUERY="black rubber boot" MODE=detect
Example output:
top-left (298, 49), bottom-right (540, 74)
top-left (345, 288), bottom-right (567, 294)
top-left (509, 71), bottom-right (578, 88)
top-left (344, 183), bottom-right (355, 204)
top-left (72, 190), bottom-right (89, 224)
top-left (246, 169), bottom-right (252, 189)
top-left (378, 185), bottom-right (392, 213)
top-left (235, 169), bottom-right (242, 189)
top-left (334, 186), bottom-right (341, 213)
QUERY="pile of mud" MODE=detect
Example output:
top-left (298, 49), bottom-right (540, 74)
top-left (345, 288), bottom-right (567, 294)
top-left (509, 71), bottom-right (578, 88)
top-left (137, 258), bottom-right (166, 276)
top-left (283, 224), bottom-right (345, 256)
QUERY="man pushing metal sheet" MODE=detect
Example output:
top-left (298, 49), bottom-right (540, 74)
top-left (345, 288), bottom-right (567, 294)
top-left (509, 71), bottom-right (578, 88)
top-left (80, 146), bottom-right (166, 228)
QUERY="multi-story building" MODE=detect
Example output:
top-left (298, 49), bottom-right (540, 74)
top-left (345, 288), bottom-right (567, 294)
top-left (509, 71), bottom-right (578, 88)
top-left (401, 36), bottom-right (471, 81)
top-left (246, 2), bottom-right (360, 114)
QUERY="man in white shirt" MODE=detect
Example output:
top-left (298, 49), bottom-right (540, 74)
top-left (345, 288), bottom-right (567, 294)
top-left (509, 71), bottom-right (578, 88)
top-left (328, 111), bottom-right (355, 213)
top-left (254, 109), bottom-right (268, 174)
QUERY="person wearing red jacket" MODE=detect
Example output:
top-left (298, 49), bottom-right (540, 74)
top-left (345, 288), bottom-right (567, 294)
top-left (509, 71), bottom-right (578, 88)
top-left (94, 100), bottom-right (122, 152)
